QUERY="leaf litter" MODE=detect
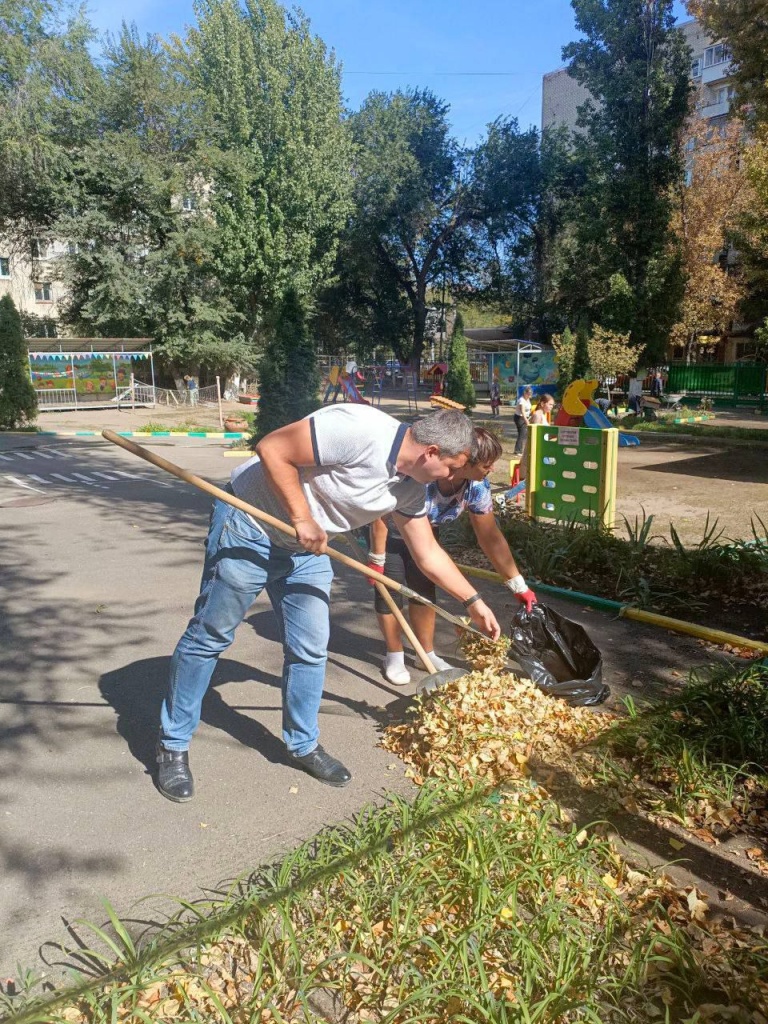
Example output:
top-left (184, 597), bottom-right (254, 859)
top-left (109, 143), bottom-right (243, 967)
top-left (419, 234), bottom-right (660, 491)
top-left (9, 644), bottom-right (768, 1023)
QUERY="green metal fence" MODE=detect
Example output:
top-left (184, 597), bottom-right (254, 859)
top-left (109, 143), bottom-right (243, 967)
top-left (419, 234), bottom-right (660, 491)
top-left (666, 363), bottom-right (767, 405)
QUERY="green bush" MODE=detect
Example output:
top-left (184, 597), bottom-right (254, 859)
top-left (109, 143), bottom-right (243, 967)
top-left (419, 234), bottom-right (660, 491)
top-left (0, 294), bottom-right (37, 430)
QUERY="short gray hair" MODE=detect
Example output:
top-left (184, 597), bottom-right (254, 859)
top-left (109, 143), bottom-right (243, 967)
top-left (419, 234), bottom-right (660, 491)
top-left (411, 410), bottom-right (475, 457)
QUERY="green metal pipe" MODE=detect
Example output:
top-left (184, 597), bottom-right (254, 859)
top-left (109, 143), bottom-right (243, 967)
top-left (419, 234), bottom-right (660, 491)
top-left (456, 563), bottom-right (623, 613)
top-left (456, 562), bottom-right (768, 654)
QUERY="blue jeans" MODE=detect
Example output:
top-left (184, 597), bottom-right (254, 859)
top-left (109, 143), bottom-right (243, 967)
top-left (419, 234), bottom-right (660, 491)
top-left (160, 498), bottom-right (334, 757)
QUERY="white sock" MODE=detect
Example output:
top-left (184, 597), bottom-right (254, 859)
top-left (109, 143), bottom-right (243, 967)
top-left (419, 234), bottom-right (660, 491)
top-left (383, 650), bottom-right (411, 685)
top-left (385, 651), bottom-right (406, 671)
top-left (426, 651), bottom-right (452, 672)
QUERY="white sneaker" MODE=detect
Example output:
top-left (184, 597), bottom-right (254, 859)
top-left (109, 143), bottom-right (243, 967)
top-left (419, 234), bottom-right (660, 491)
top-left (382, 656), bottom-right (411, 686)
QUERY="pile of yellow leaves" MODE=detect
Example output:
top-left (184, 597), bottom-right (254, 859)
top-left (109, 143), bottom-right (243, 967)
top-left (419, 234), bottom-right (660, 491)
top-left (382, 666), bottom-right (612, 789)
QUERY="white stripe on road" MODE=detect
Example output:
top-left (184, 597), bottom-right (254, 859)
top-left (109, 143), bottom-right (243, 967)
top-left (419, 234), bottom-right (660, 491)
top-left (0, 454), bottom-right (13, 461)
top-left (4, 475), bottom-right (45, 494)
top-left (31, 450), bottom-right (54, 459)
top-left (45, 448), bottom-right (73, 458)
top-left (72, 472), bottom-right (106, 487)
top-left (93, 472), bottom-right (120, 480)
top-left (28, 475), bottom-right (48, 484)
top-left (114, 470), bottom-right (172, 488)
top-left (13, 452), bottom-right (34, 460)
top-left (51, 473), bottom-right (76, 483)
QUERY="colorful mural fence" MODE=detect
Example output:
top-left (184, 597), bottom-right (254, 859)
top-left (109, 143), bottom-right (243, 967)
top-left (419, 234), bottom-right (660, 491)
top-left (28, 351), bottom-right (155, 408)
top-left (489, 348), bottom-right (557, 400)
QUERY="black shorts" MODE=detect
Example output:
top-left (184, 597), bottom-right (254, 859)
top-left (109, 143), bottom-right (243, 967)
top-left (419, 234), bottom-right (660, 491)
top-left (373, 531), bottom-right (437, 613)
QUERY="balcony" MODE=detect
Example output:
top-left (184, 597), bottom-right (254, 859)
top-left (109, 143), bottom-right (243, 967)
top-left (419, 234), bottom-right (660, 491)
top-left (702, 59), bottom-right (733, 85)
top-left (699, 98), bottom-right (731, 119)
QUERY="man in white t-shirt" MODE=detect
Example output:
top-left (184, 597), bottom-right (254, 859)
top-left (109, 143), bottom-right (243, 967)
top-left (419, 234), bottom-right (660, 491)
top-left (156, 405), bottom-right (500, 802)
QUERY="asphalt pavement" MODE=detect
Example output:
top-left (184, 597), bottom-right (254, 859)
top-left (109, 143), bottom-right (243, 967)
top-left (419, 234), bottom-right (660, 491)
top-left (0, 434), bottom-right (728, 983)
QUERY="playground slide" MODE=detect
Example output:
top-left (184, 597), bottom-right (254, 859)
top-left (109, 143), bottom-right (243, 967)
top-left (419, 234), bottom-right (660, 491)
top-left (340, 377), bottom-right (369, 404)
top-left (582, 405), bottom-right (640, 447)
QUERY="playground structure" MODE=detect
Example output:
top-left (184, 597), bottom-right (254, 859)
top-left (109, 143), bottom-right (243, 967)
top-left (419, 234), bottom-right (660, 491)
top-left (524, 423), bottom-right (619, 528)
top-left (556, 378), bottom-right (640, 447)
top-left (503, 378), bottom-right (631, 517)
top-left (322, 364), bottom-right (369, 405)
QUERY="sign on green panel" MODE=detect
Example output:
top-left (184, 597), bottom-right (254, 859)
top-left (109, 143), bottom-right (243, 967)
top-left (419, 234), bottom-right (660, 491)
top-left (525, 424), bottom-right (618, 529)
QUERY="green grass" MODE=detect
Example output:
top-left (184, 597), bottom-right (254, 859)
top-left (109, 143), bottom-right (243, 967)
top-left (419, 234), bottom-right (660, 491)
top-left (4, 777), bottom-right (767, 1024)
top-left (588, 662), bottom-right (768, 830)
top-left (621, 416), bottom-right (768, 444)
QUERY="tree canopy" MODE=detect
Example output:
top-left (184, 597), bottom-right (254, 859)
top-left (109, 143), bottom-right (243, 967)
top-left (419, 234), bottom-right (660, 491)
top-left (561, 0), bottom-right (691, 361)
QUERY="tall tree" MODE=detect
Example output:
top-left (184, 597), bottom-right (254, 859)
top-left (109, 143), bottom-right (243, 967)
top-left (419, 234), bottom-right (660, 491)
top-left (687, 0), bottom-right (768, 125)
top-left (345, 93), bottom-right (539, 366)
top-left (254, 286), bottom-right (320, 439)
top-left (57, 23), bottom-right (247, 379)
top-left (562, 0), bottom-right (691, 361)
top-left (182, 0), bottom-right (353, 339)
top-left (735, 125), bottom-right (768, 327)
top-left (0, 0), bottom-right (100, 250)
top-left (0, 295), bottom-right (37, 429)
top-left (473, 124), bottom-right (575, 342)
top-left (669, 115), bottom-right (749, 356)
top-left (444, 312), bottom-right (476, 409)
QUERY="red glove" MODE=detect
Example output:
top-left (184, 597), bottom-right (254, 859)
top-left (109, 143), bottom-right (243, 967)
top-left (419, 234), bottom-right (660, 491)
top-left (515, 588), bottom-right (537, 613)
top-left (366, 562), bottom-right (385, 586)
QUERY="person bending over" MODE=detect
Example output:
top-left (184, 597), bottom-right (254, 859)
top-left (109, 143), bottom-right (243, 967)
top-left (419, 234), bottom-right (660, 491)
top-left (156, 406), bottom-right (501, 802)
top-left (368, 427), bottom-right (536, 685)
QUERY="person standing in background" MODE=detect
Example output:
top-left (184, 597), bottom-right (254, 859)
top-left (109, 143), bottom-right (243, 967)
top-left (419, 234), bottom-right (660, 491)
top-left (489, 377), bottom-right (501, 417)
top-left (513, 386), bottom-right (533, 456)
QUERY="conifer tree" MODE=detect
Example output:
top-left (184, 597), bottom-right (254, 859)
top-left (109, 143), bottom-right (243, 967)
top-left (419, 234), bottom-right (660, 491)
top-left (254, 287), bottom-right (320, 440)
top-left (0, 295), bottom-right (37, 430)
top-left (573, 321), bottom-right (592, 380)
top-left (444, 312), bottom-right (476, 410)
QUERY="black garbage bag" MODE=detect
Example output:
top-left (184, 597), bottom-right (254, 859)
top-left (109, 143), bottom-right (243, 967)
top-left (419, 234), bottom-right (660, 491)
top-left (509, 603), bottom-right (609, 707)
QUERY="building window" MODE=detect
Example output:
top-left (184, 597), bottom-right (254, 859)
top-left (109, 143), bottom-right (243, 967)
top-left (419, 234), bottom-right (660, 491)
top-left (67, 241), bottom-right (79, 255)
top-left (691, 57), bottom-right (702, 78)
top-left (182, 195), bottom-right (196, 212)
top-left (34, 282), bottom-right (53, 302)
top-left (704, 43), bottom-right (729, 68)
top-left (31, 238), bottom-right (51, 259)
top-left (0, 256), bottom-right (9, 278)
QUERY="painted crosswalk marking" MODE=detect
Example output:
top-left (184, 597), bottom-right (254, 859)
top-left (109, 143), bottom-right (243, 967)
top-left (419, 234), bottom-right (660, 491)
top-left (0, 454), bottom-right (13, 461)
top-left (51, 473), bottom-right (76, 484)
top-left (72, 472), bottom-right (106, 488)
top-left (4, 475), bottom-right (45, 494)
top-left (13, 452), bottom-right (34, 460)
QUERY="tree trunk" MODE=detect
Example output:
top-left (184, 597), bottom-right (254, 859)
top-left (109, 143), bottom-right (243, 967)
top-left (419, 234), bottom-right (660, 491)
top-left (411, 293), bottom-right (428, 376)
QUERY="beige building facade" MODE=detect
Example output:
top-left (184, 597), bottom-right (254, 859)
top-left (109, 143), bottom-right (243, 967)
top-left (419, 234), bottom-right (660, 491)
top-left (541, 18), bottom-right (734, 134)
top-left (0, 234), bottom-right (67, 329)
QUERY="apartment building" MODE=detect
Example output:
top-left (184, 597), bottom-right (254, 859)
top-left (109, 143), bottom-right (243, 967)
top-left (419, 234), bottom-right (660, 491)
top-left (541, 19), bottom-right (734, 133)
top-left (0, 234), bottom-right (67, 331)
top-left (540, 17), bottom-right (750, 360)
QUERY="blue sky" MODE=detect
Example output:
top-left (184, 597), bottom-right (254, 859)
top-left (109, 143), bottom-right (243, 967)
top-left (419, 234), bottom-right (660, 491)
top-left (84, 0), bottom-right (691, 143)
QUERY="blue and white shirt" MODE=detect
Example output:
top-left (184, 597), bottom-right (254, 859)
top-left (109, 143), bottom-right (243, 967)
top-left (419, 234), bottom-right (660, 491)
top-left (426, 477), bottom-right (493, 525)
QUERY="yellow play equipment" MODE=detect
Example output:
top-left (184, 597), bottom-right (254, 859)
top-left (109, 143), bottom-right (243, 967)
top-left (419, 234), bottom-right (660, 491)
top-left (559, 378), bottom-right (599, 419)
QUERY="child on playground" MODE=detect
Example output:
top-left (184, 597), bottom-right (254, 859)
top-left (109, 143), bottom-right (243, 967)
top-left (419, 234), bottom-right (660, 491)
top-left (367, 427), bottom-right (537, 685)
top-left (489, 377), bottom-right (501, 417)
top-left (529, 393), bottom-right (555, 425)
